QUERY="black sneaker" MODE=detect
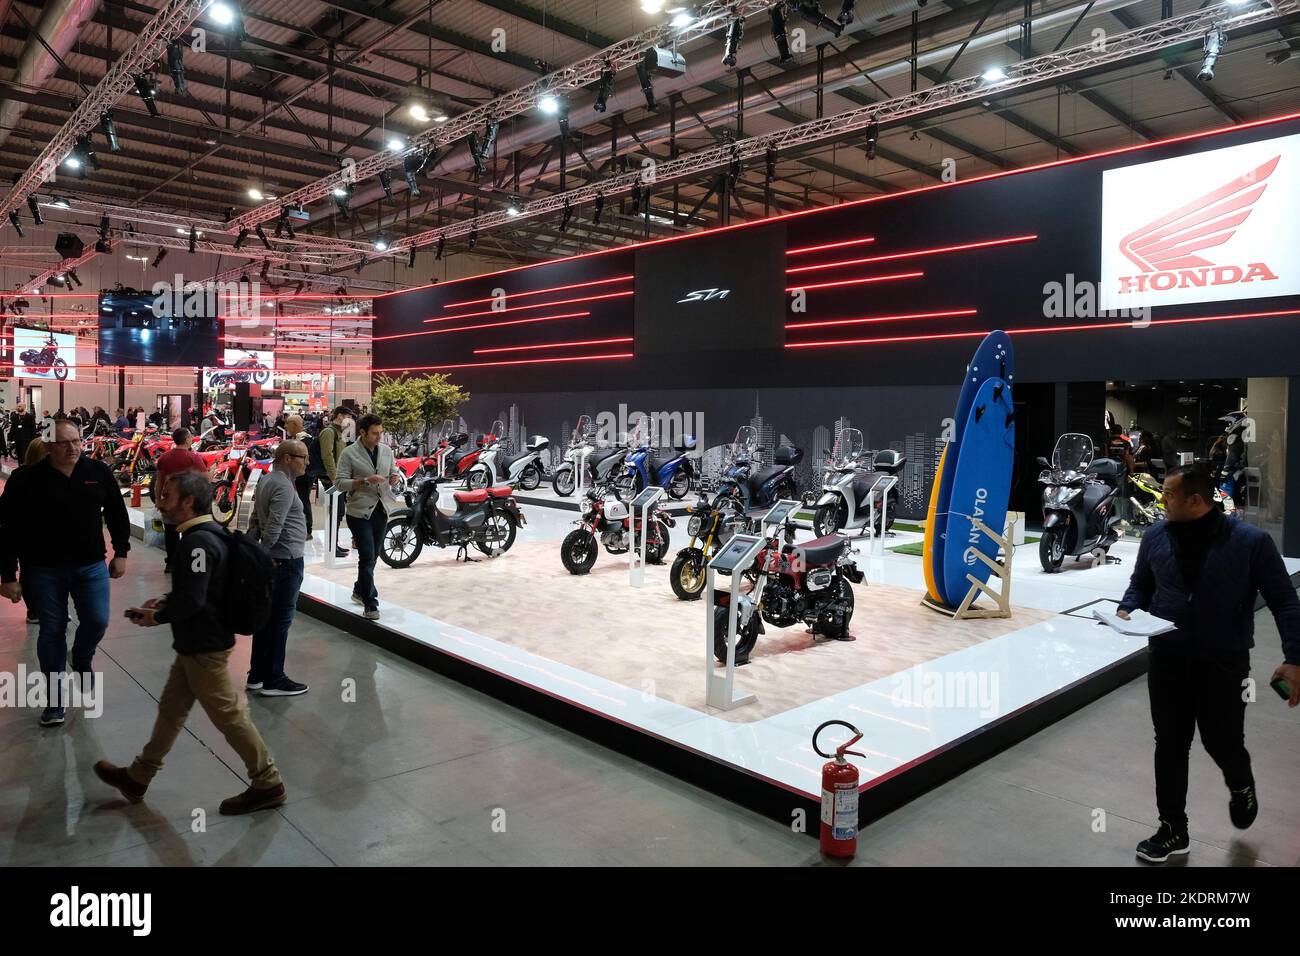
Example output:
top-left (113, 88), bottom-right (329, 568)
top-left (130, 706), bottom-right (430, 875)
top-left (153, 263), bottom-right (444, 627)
top-left (1229, 784), bottom-right (1258, 830)
top-left (335, 547), bottom-right (350, 558)
top-left (245, 676), bottom-right (264, 691)
top-left (26, 613), bottom-right (38, 624)
top-left (259, 677), bottom-right (309, 697)
top-left (1136, 821), bottom-right (1190, 863)
top-left (39, 707), bottom-right (66, 727)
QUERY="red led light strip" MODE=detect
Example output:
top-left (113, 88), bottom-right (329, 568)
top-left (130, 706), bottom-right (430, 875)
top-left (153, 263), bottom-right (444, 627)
top-left (474, 336), bottom-right (635, 355)
top-left (784, 308), bottom-right (1300, 349)
top-left (377, 311), bottom-right (591, 339)
top-left (787, 271), bottom-right (923, 293)
top-left (786, 308), bottom-right (978, 330)
top-left (422, 289), bottom-right (633, 322)
top-left (373, 352), bottom-right (633, 373)
top-left (442, 275), bottom-right (634, 310)
top-left (786, 235), bottom-right (1038, 276)
top-left (786, 236), bottom-right (876, 256)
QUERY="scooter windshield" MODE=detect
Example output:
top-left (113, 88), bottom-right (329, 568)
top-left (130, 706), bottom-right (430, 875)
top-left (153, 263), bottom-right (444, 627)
top-left (572, 414), bottom-right (594, 445)
top-left (832, 427), bottom-right (863, 467)
top-left (1052, 433), bottom-right (1095, 473)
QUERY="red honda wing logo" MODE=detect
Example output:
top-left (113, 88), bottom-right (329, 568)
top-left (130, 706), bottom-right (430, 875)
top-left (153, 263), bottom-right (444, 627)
top-left (1118, 155), bottom-right (1280, 273)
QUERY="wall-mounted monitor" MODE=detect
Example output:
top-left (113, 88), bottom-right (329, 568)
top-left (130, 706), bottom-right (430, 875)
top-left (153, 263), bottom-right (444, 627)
top-left (13, 327), bottom-right (76, 381)
top-left (97, 290), bottom-right (219, 367)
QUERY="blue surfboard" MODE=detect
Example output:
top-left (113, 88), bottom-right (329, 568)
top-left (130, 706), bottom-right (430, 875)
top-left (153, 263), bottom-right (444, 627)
top-left (940, 376), bottom-right (1016, 608)
top-left (926, 331), bottom-right (1014, 600)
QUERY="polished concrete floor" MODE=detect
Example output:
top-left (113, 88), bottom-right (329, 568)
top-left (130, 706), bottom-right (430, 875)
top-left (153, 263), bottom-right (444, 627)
top-left (1, 539), bottom-right (1297, 866)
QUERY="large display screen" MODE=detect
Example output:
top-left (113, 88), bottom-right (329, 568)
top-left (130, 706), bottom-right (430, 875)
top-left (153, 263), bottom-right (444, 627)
top-left (98, 291), bottom-right (219, 367)
top-left (634, 224), bottom-right (787, 354)
top-left (203, 348), bottom-right (274, 389)
top-left (13, 327), bottom-right (76, 380)
top-left (1101, 133), bottom-right (1300, 312)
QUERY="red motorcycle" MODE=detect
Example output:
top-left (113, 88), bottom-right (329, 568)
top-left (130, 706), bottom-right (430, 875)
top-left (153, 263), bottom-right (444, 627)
top-left (210, 436), bottom-right (278, 526)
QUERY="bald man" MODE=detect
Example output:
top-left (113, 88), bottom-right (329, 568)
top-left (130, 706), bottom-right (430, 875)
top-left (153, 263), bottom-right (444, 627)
top-left (247, 440), bottom-right (310, 696)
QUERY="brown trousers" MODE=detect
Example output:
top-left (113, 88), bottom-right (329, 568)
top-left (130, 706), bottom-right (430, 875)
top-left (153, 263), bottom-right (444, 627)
top-left (129, 649), bottom-right (282, 790)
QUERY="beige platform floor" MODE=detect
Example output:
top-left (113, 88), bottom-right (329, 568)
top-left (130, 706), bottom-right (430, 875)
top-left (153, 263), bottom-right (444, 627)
top-left (310, 541), bottom-right (1055, 722)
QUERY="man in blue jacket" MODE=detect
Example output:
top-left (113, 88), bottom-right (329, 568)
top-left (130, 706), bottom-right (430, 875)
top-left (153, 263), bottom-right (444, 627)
top-left (1118, 465), bottom-right (1300, 863)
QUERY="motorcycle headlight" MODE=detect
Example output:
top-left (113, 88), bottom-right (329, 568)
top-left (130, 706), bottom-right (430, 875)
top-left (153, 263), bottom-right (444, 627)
top-left (687, 515), bottom-right (703, 537)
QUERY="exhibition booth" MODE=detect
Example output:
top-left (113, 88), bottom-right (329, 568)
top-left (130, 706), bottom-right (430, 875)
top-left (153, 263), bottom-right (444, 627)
top-left (290, 112), bottom-right (1300, 825)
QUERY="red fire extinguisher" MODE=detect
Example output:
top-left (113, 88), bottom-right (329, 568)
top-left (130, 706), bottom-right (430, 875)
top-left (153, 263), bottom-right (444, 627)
top-left (130, 482), bottom-right (143, 508)
top-left (813, 720), bottom-right (865, 859)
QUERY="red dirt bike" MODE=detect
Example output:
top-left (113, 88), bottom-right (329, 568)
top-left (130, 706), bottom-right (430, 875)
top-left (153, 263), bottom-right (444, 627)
top-left (210, 436), bottom-right (278, 526)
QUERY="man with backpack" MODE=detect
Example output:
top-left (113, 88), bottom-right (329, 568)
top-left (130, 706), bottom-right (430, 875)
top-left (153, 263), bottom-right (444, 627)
top-left (316, 406), bottom-right (352, 558)
top-left (93, 470), bottom-right (286, 815)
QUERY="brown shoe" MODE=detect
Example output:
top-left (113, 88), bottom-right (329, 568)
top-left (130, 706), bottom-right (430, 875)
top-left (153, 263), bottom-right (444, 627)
top-left (219, 783), bottom-right (287, 815)
top-left (93, 760), bottom-right (147, 804)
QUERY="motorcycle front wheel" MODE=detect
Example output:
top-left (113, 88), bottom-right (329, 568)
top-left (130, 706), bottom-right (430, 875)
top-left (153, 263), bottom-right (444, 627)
top-left (380, 517), bottom-right (424, 568)
top-left (818, 577), bottom-right (856, 640)
top-left (475, 510), bottom-right (517, 557)
top-left (518, 464), bottom-right (541, 491)
top-left (553, 468), bottom-right (575, 497)
top-left (53, 358), bottom-right (68, 381)
top-left (645, 520), bottom-right (670, 564)
top-left (1039, 527), bottom-right (1066, 573)
top-left (561, 528), bottom-right (598, 575)
top-left (713, 605), bottom-right (760, 665)
top-left (253, 370), bottom-right (270, 386)
top-left (670, 548), bottom-right (706, 601)
top-left (211, 480), bottom-right (238, 526)
top-left (813, 500), bottom-right (847, 537)
top-left (465, 468), bottom-right (489, 491)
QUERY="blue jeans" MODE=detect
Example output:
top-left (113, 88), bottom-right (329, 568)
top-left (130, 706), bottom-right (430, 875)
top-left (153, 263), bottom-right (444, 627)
top-left (347, 509), bottom-right (387, 612)
top-left (25, 562), bottom-right (111, 704)
top-left (249, 557), bottom-right (304, 683)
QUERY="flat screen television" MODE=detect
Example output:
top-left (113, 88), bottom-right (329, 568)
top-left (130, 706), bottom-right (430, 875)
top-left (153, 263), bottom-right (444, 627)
top-left (97, 289), bottom-right (220, 367)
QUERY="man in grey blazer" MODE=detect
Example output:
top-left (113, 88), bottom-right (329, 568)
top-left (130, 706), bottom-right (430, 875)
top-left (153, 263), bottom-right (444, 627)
top-left (336, 414), bottom-right (403, 620)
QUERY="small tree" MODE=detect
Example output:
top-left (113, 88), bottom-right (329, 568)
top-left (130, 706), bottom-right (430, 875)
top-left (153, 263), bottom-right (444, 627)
top-left (371, 373), bottom-right (469, 451)
top-left (415, 373), bottom-right (470, 438)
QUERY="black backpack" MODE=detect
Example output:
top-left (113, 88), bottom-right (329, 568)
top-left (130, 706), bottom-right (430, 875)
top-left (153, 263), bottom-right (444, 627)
top-left (218, 528), bottom-right (276, 635)
top-left (305, 432), bottom-right (325, 478)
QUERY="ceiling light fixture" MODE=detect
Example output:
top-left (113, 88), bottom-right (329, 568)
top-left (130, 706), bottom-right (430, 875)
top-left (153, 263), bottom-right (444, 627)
top-left (99, 111), bottom-right (120, 151)
top-left (167, 39), bottom-right (187, 94)
top-left (593, 64), bottom-right (614, 112)
top-left (722, 17), bottom-right (744, 66)
top-left (133, 73), bottom-right (159, 117)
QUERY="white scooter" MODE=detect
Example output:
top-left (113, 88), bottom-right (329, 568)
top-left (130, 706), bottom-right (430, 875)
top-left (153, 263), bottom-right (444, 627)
top-left (552, 415), bottom-right (631, 497)
top-left (809, 427), bottom-right (905, 537)
top-left (472, 426), bottom-right (551, 491)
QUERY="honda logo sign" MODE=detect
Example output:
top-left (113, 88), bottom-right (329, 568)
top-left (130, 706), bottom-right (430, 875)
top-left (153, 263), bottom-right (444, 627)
top-left (1100, 134), bottom-right (1300, 311)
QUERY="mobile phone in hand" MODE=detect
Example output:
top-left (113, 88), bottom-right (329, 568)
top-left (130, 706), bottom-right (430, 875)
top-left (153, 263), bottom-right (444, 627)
top-left (124, 608), bottom-right (145, 621)
top-left (1270, 677), bottom-right (1292, 701)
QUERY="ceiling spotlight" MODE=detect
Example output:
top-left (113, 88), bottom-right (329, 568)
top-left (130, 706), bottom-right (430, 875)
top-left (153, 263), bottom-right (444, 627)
top-left (26, 195), bottom-right (44, 225)
top-left (641, 0), bottom-right (665, 11)
top-left (379, 168), bottom-right (394, 200)
top-left (593, 65), bottom-right (616, 115)
top-left (209, 0), bottom-right (243, 33)
top-left (837, 0), bottom-right (856, 25)
top-left (152, 246), bottom-right (167, 268)
top-left (355, 254), bottom-right (368, 274)
top-left (373, 236), bottom-right (390, 252)
top-left (506, 198), bottom-right (522, 217)
top-left (560, 200), bottom-right (573, 232)
top-left (331, 182), bottom-right (353, 219)
top-left (593, 193), bottom-right (605, 224)
top-left (539, 94), bottom-right (560, 115)
top-left (8, 211), bottom-right (24, 237)
top-left (722, 17), bottom-right (745, 67)
top-left (636, 48), bottom-right (657, 108)
top-left (261, 258), bottom-right (271, 280)
top-left (1199, 28), bottom-right (1224, 82)
top-left (71, 136), bottom-right (98, 173)
top-left (670, 7), bottom-right (697, 27)
top-left (50, 196), bottom-right (70, 208)
top-left (133, 73), bottom-right (159, 117)
top-left (765, 147), bottom-right (778, 181)
top-left (188, 225), bottom-right (197, 253)
top-left (234, 227), bottom-right (249, 250)
top-left (407, 246), bottom-right (416, 268)
top-left (865, 118), bottom-right (879, 160)
top-left (255, 224), bottom-right (271, 249)
top-left (771, 5), bottom-right (792, 62)
top-left (387, 135), bottom-right (405, 151)
top-left (795, 2), bottom-right (844, 38)
top-left (167, 39), bottom-right (187, 95)
top-left (981, 65), bottom-right (1008, 82)
top-left (67, 268), bottom-right (82, 288)
top-left (50, 274), bottom-right (66, 288)
top-left (435, 236), bottom-right (446, 260)
top-left (100, 111), bottom-right (120, 151)
top-left (468, 229), bottom-right (477, 251)
top-left (247, 186), bottom-right (264, 201)
top-left (405, 86), bottom-right (448, 125)
top-left (99, 215), bottom-right (111, 241)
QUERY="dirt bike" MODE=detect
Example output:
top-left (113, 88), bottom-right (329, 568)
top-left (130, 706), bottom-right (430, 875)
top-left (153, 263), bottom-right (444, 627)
top-left (210, 437), bottom-right (278, 526)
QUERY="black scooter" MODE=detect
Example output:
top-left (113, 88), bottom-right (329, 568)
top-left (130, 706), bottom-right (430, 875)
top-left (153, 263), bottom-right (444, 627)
top-left (1037, 433), bottom-right (1124, 572)
top-left (380, 478), bottom-right (524, 566)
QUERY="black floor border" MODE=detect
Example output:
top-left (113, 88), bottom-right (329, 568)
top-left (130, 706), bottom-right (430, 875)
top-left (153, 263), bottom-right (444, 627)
top-left (297, 588), bottom-right (1151, 834)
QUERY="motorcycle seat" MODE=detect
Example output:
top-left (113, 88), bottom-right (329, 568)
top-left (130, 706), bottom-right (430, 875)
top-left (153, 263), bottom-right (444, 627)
top-left (587, 446), bottom-right (622, 467)
top-left (454, 486), bottom-right (513, 505)
top-left (502, 450), bottom-right (533, 470)
top-left (648, 455), bottom-right (669, 477)
top-left (795, 534), bottom-right (848, 567)
top-left (748, 465), bottom-right (785, 491)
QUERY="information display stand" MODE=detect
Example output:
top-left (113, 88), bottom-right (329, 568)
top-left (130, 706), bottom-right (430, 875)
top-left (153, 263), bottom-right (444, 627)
top-left (865, 474), bottom-right (898, 555)
top-left (628, 485), bottom-right (665, 588)
top-left (325, 484), bottom-right (346, 570)
top-left (705, 533), bottom-right (765, 711)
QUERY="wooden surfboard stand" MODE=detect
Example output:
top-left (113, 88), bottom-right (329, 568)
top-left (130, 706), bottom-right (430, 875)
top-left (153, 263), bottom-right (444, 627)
top-left (921, 514), bottom-right (1017, 621)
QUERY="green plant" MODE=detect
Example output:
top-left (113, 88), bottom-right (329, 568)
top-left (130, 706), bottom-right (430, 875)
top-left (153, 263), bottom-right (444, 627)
top-left (370, 373), bottom-right (469, 448)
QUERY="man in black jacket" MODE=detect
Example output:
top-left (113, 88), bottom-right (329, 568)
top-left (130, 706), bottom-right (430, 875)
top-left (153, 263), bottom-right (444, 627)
top-left (9, 402), bottom-right (35, 463)
top-left (0, 419), bottom-right (130, 726)
top-left (1118, 465), bottom-right (1300, 863)
top-left (92, 471), bottom-right (287, 815)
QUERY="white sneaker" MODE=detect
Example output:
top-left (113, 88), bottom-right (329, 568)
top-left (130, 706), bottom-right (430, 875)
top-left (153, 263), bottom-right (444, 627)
top-left (363, 608), bottom-right (380, 621)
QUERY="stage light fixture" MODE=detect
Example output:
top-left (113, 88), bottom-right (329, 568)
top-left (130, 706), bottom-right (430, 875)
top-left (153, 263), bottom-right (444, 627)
top-left (27, 195), bottom-right (43, 225)
top-left (99, 214), bottom-right (111, 238)
top-left (373, 236), bottom-right (390, 251)
top-left (468, 229), bottom-right (478, 251)
top-left (133, 73), bottom-right (159, 117)
top-left (152, 246), bottom-right (167, 268)
top-left (256, 224), bottom-right (271, 249)
top-left (641, 0), bottom-right (665, 11)
top-left (261, 258), bottom-right (271, 280)
top-left (796, 1), bottom-right (844, 37)
top-left (377, 168), bottom-right (394, 200)
top-left (294, 281), bottom-right (306, 294)
top-left (593, 64), bottom-right (614, 112)
top-left (771, 5), bottom-right (792, 62)
top-left (981, 65), bottom-right (1007, 82)
top-left (1199, 29), bottom-right (1224, 81)
top-left (670, 7), bottom-right (697, 28)
top-left (168, 40), bottom-right (187, 94)
top-left (209, 0), bottom-right (245, 37)
top-left (403, 151), bottom-right (428, 196)
top-left (557, 99), bottom-right (571, 138)
top-left (766, 147), bottom-right (778, 181)
top-left (407, 246), bottom-right (417, 267)
top-left (435, 236), bottom-right (446, 260)
top-left (67, 268), bottom-right (82, 288)
top-left (865, 118), bottom-right (879, 160)
top-left (100, 111), bottom-right (120, 151)
top-left (387, 135), bottom-right (405, 151)
top-left (722, 17), bottom-right (744, 66)
top-left (560, 200), bottom-right (573, 232)
top-left (593, 193), bottom-right (605, 224)
top-left (539, 94), bottom-right (560, 115)
top-left (50, 274), bottom-right (67, 287)
top-left (247, 186), bottom-right (263, 201)
top-left (480, 120), bottom-right (499, 158)
top-left (50, 196), bottom-right (70, 208)
top-left (188, 225), bottom-right (197, 253)
top-left (234, 227), bottom-right (249, 250)
top-left (506, 198), bottom-right (522, 217)
top-left (355, 254), bottom-right (368, 274)
top-left (837, 0), bottom-right (855, 25)
top-left (331, 183), bottom-right (353, 219)
top-left (636, 49), bottom-right (657, 108)
top-left (8, 211), bottom-right (23, 237)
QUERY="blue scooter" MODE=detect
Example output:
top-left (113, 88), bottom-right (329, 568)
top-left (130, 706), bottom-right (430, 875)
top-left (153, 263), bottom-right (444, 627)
top-left (615, 423), bottom-right (697, 499)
